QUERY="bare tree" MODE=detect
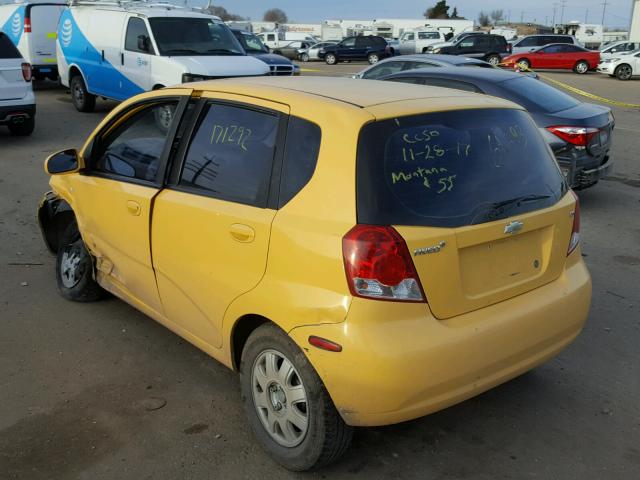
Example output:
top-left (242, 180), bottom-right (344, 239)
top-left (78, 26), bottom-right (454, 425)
top-left (204, 5), bottom-right (244, 21)
top-left (490, 9), bottom-right (505, 24)
top-left (263, 8), bottom-right (288, 23)
top-left (477, 11), bottom-right (490, 27)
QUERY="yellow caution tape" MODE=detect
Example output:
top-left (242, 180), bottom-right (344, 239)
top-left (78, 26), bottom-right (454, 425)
top-left (516, 65), bottom-right (640, 109)
top-left (299, 67), bottom-right (321, 72)
top-left (42, 58), bottom-right (57, 63)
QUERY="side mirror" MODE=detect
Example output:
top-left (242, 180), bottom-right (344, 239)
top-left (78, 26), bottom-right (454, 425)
top-left (137, 35), bottom-right (149, 52)
top-left (45, 149), bottom-right (80, 175)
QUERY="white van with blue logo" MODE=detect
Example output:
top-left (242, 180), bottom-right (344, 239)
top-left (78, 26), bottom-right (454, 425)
top-left (57, 1), bottom-right (270, 112)
top-left (0, 1), bottom-right (65, 80)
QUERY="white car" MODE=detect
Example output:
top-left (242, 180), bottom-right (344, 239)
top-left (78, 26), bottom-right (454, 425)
top-left (0, 32), bottom-right (35, 135)
top-left (600, 40), bottom-right (639, 59)
top-left (57, 3), bottom-right (269, 112)
top-left (597, 49), bottom-right (640, 80)
top-left (396, 30), bottom-right (446, 55)
top-left (297, 41), bottom-right (337, 62)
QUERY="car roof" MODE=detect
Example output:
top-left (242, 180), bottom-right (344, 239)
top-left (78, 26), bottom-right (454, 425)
top-left (384, 66), bottom-right (524, 83)
top-left (377, 54), bottom-right (488, 65)
top-left (186, 76), bottom-right (518, 111)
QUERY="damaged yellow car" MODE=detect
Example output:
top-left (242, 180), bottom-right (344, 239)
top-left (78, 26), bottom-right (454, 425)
top-left (38, 77), bottom-right (592, 471)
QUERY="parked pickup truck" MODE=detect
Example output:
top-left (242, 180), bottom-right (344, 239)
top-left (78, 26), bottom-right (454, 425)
top-left (396, 29), bottom-right (446, 54)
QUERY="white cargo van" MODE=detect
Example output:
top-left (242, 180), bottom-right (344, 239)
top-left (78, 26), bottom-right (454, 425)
top-left (57, 1), bottom-right (270, 112)
top-left (0, 1), bottom-right (65, 80)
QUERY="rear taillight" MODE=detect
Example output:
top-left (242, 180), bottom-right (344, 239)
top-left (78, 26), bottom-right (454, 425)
top-left (21, 63), bottom-right (32, 82)
top-left (24, 17), bottom-right (31, 33)
top-left (507, 43), bottom-right (512, 53)
top-left (547, 126), bottom-right (599, 147)
top-left (567, 191), bottom-right (580, 255)
top-left (342, 225), bottom-right (425, 302)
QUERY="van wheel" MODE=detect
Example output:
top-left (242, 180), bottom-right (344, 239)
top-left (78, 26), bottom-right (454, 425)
top-left (573, 61), bottom-right (589, 74)
top-left (325, 53), bottom-right (337, 65)
top-left (486, 54), bottom-right (501, 66)
top-left (8, 117), bottom-right (34, 136)
top-left (56, 221), bottom-right (105, 302)
top-left (240, 323), bottom-right (353, 471)
top-left (70, 75), bottom-right (96, 113)
top-left (614, 64), bottom-right (632, 80)
top-left (367, 53), bottom-right (380, 64)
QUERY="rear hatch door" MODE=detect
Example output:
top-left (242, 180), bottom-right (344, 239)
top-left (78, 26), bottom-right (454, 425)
top-left (0, 34), bottom-right (27, 101)
top-left (357, 106), bottom-right (574, 319)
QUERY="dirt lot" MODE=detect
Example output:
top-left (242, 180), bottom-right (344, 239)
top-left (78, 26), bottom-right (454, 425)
top-left (1, 65), bottom-right (639, 479)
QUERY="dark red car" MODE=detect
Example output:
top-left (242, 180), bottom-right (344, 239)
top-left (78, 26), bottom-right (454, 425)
top-left (501, 43), bottom-right (600, 74)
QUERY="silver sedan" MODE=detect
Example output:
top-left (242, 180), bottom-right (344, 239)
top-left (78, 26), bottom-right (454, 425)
top-left (298, 41), bottom-right (338, 62)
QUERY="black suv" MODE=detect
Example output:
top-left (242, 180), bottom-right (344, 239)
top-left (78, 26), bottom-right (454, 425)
top-left (319, 35), bottom-right (391, 65)
top-left (432, 34), bottom-right (510, 66)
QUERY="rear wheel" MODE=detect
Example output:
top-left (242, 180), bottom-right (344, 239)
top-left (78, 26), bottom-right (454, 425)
top-left (56, 222), bottom-right (105, 302)
top-left (70, 74), bottom-right (96, 112)
top-left (573, 60), bottom-right (589, 74)
top-left (486, 54), bottom-right (501, 66)
top-left (324, 53), bottom-right (337, 65)
top-left (7, 117), bottom-right (34, 136)
top-left (367, 53), bottom-right (380, 65)
top-left (240, 324), bottom-right (353, 471)
top-left (615, 64), bottom-right (633, 80)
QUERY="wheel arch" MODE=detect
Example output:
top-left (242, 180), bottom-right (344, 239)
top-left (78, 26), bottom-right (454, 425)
top-left (38, 194), bottom-right (77, 254)
top-left (68, 64), bottom-right (88, 85)
top-left (230, 313), bottom-right (272, 371)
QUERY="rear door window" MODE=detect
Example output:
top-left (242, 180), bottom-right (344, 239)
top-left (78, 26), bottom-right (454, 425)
top-left (362, 61), bottom-right (405, 79)
top-left (178, 103), bottom-right (279, 207)
top-left (0, 33), bottom-right (21, 58)
top-left (356, 108), bottom-right (565, 228)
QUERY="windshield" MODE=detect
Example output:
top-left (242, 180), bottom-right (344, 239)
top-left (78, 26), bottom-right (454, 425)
top-left (235, 31), bottom-right (267, 53)
top-left (357, 108), bottom-right (565, 228)
top-left (148, 18), bottom-right (244, 56)
top-left (499, 76), bottom-right (580, 113)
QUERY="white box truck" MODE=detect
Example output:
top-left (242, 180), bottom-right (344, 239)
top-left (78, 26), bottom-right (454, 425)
top-left (56, 1), bottom-right (269, 112)
top-left (0, 1), bottom-right (65, 80)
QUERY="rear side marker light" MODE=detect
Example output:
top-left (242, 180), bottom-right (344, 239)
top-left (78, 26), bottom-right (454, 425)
top-left (547, 126), bottom-right (599, 147)
top-left (567, 190), bottom-right (580, 255)
top-left (21, 63), bottom-right (32, 82)
top-left (342, 224), bottom-right (425, 302)
top-left (308, 336), bottom-right (342, 352)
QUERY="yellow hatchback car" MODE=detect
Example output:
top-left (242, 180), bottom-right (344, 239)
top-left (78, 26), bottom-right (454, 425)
top-left (38, 77), bottom-right (592, 470)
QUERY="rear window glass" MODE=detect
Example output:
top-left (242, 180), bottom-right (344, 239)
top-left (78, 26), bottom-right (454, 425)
top-left (499, 76), bottom-right (580, 113)
top-left (357, 108), bottom-right (566, 228)
top-left (0, 33), bottom-right (21, 59)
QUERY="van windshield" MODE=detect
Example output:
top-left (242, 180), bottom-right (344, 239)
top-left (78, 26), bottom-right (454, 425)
top-left (148, 18), bottom-right (244, 56)
top-left (356, 108), bottom-right (566, 228)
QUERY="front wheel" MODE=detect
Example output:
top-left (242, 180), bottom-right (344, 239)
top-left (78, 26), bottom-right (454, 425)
top-left (486, 54), bottom-right (501, 66)
top-left (300, 53), bottom-right (309, 62)
top-left (70, 74), bottom-right (96, 113)
top-left (324, 53), bottom-right (337, 65)
top-left (516, 58), bottom-right (530, 71)
top-left (56, 222), bottom-right (105, 302)
top-left (574, 60), bottom-right (589, 74)
top-left (615, 64), bottom-right (633, 80)
top-left (367, 53), bottom-right (380, 65)
top-left (240, 324), bottom-right (353, 471)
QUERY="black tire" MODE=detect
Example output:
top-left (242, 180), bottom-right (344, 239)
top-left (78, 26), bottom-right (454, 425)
top-left (614, 64), bottom-right (633, 80)
top-left (486, 54), bottom-right (501, 66)
top-left (8, 117), bottom-right (34, 136)
top-left (240, 323), bottom-right (353, 471)
top-left (573, 60), bottom-right (589, 74)
top-left (367, 53), bottom-right (380, 65)
top-left (300, 53), bottom-right (309, 62)
top-left (324, 53), bottom-right (337, 65)
top-left (516, 58), bottom-right (530, 70)
top-left (56, 221), bottom-right (105, 302)
top-left (70, 74), bottom-right (96, 113)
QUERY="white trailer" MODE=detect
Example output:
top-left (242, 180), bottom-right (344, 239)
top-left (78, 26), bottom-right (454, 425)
top-left (372, 18), bottom-right (474, 39)
top-left (0, 0), bottom-right (65, 79)
top-left (321, 24), bottom-right (343, 41)
top-left (555, 22), bottom-right (604, 48)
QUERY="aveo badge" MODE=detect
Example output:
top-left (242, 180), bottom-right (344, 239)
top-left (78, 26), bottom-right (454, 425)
top-left (60, 18), bottom-right (73, 47)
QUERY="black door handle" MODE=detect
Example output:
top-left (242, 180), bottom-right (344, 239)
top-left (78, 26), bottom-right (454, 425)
top-left (121, 52), bottom-right (124, 65)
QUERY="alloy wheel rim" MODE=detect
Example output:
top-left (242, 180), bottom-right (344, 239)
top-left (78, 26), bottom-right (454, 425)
top-left (73, 83), bottom-right (84, 104)
top-left (488, 56), bottom-right (499, 65)
top-left (370, 55), bottom-right (379, 64)
top-left (619, 66), bottom-right (631, 79)
top-left (251, 349), bottom-right (309, 448)
top-left (60, 247), bottom-right (82, 288)
top-left (577, 63), bottom-right (588, 73)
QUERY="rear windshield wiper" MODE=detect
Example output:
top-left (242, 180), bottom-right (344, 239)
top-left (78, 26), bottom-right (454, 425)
top-left (482, 194), bottom-right (552, 221)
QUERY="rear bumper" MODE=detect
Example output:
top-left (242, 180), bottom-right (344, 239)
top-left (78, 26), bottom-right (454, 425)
top-left (289, 254), bottom-right (591, 427)
top-left (32, 65), bottom-right (59, 77)
top-left (559, 154), bottom-right (613, 189)
top-left (0, 104), bottom-right (36, 124)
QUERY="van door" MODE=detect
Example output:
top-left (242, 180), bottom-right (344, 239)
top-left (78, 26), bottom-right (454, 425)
top-left (27, 4), bottom-right (64, 71)
top-left (120, 16), bottom-right (152, 94)
top-left (152, 94), bottom-right (287, 349)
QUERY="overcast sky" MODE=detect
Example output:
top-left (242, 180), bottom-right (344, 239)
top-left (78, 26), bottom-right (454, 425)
top-left (200, 0), bottom-right (635, 29)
